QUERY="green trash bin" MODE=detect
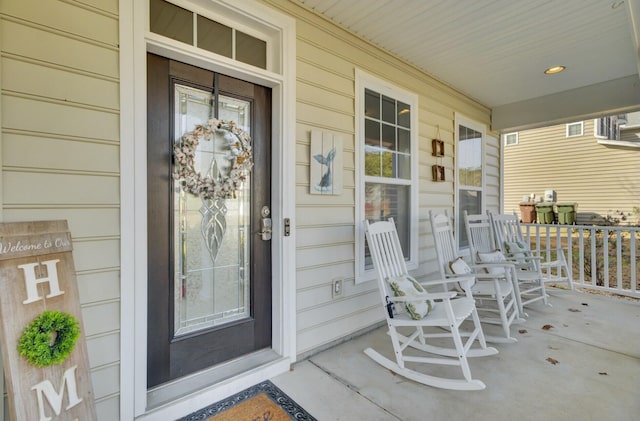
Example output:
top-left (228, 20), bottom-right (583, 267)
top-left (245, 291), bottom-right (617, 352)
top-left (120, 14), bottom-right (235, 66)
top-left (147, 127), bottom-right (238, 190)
top-left (536, 202), bottom-right (555, 224)
top-left (556, 202), bottom-right (577, 224)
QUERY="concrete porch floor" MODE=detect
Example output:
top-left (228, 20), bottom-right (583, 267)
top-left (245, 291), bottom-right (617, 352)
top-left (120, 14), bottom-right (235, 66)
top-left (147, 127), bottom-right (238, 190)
top-left (271, 289), bottom-right (640, 420)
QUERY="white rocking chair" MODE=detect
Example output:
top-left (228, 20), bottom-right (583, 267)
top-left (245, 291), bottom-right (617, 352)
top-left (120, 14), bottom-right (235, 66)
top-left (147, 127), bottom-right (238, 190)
top-left (364, 218), bottom-right (497, 391)
top-left (489, 212), bottom-right (572, 294)
top-left (430, 211), bottom-right (523, 343)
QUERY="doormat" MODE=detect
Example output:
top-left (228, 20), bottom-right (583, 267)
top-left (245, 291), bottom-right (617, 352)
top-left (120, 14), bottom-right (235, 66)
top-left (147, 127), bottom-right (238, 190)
top-left (178, 380), bottom-right (317, 421)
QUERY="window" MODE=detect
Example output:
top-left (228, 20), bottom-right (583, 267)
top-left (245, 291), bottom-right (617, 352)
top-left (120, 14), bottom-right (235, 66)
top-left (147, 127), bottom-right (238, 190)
top-left (456, 115), bottom-right (485, 250)
top-left (356, 70), bottom-right (419, 282)
top-left (594, 116), bottom-right (620, 140)
top-left (504, 132), bottom-right (518, 146)
top-left (566, 122), bottom-right (583, 137)
top-left (150, 0), bottom-right (268, 69)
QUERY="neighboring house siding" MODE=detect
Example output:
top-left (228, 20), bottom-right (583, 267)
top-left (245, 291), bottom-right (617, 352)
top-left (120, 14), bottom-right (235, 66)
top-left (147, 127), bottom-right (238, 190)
top-left (264, 0), bottom-right (496, 355)
top-left (503, 119), bottom-right (640, 224)
top-left (0, 1), bottom-right (120, 419)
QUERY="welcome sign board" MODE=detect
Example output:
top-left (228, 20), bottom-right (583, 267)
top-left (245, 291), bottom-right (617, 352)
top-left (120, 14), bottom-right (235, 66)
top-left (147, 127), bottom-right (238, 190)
top-left (0, 220), bottom-right (96, 420)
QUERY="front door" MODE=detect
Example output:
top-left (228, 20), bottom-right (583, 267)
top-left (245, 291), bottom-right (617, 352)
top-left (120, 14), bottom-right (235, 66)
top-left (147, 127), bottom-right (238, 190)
top-left (146, 53), bottom-right (272, 388)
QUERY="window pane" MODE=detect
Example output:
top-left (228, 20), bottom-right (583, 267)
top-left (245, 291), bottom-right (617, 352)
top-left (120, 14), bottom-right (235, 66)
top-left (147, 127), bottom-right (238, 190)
top-left (458, 189), bottom-right (482, 248)
top-left (397, 101), bottom-right (410, 128)
top-left (197, 15), bottom-right (232, 58)
top-left (365, 119), bottom-right (381, 176)
top-left (364, 183), bottom-right (411, 266)
top-left (398, 128), bottom-right (410, 153)
top-left (382, 95), bottom-right (395, 124)
top-left (150, 0), bottom-right (193, 45)
top-left (397, 153), bottom-right (411, 179)
top-left (381, 123), bottom-right (395, 151)
top-left (365, 119), bottom-right (380, 147)
top-left (365, 89), bottom-right (380, 119)
top-left (458, 125), bottom-right (482, 187)
top-left (236, 31), bottom-right (267, 69)
top-left (381, 151), bottom-right (393, 177)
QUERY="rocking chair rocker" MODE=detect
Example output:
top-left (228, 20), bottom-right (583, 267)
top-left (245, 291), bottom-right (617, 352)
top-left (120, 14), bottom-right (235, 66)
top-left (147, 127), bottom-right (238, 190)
top-left (364, 218), bottom-right (497, 391)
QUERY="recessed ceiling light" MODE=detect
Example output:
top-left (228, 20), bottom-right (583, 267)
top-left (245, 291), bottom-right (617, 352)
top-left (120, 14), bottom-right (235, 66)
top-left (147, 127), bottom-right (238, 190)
top-left (544, 65), bottom-right (566, 75)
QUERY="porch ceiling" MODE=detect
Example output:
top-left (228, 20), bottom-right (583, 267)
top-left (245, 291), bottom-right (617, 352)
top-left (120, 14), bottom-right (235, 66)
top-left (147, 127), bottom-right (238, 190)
top-left (294, 0), bottom-right (640, 131)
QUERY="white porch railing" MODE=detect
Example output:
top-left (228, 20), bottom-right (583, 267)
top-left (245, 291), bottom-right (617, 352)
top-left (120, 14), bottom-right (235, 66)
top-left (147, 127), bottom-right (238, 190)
top-left (521, 223), bottom-right (640, 299)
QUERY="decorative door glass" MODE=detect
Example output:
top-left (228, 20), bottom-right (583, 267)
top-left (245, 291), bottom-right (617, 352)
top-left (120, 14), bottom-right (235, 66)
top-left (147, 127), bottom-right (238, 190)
top-left (173, 84), bottom-right (251, 336)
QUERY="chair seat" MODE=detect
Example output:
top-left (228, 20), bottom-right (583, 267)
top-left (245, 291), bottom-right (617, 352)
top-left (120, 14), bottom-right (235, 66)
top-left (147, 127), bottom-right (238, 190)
top-left (512, 269), bottom-right (539, 281)
top-left (471, 278), bottom-right (514, 297)
top-left (390, 297), bottom-right (476, 326)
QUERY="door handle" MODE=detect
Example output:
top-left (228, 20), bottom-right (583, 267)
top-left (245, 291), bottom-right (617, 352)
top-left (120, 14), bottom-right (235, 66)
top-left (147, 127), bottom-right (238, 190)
top-left (259, 206), bottom-right (272, 241)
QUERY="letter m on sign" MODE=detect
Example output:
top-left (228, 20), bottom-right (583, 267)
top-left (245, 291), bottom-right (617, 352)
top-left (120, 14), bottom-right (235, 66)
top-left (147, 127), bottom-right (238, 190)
top-left (31, 365), bottom-right (83, 421)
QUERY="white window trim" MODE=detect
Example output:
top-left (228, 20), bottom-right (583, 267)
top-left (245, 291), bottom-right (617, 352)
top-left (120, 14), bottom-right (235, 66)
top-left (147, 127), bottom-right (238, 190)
top-left (593, 117), bottom-right (621, 140)
top-left (455, 113), bottom-right (486, 253)
top-left (119, 1), bottom-right (296, 419)
top-left (566, 121), bottom-right (583, 137)
top-left (504, 132), bottom-right (518, 146)
top-left (355, 69), bottom-right (419, 283)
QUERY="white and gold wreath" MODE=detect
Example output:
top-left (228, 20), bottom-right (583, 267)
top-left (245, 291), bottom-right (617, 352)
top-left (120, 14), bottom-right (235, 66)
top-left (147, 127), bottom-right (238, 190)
top-left (173, 119), bottom-right (253, 200)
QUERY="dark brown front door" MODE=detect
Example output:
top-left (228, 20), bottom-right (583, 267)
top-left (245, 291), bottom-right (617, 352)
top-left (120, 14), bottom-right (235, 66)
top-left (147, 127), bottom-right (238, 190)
top-left (146, 53), bottom-right (271, 388)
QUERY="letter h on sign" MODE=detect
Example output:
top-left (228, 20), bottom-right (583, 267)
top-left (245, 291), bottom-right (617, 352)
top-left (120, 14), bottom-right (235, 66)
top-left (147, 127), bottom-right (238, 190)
top-left (18, 259), bottom-right (64, 304)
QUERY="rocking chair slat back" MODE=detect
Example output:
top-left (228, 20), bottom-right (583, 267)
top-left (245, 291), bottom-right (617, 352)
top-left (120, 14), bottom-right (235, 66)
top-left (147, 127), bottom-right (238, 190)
top-left (464, 212), bottom-right (496, 257)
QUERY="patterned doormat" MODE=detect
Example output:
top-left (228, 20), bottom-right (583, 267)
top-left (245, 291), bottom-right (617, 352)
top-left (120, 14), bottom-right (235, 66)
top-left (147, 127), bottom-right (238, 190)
top-left (178, 380), bottom-right (317, 421)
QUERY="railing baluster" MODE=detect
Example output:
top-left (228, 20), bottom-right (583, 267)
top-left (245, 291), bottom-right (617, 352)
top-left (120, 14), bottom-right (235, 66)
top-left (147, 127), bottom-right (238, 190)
top-left (566, 226), bottom-right (573, 282)
top-left (578, 227), bottom-right (585, 285)
top-left (591, 227), bottom-right (597, 287)
top-left (616, 231), bottom-right (622, 291)
top-left (545, 227), bottom-right (551, 275)
top-left (631, 233), bottom-right (637, 293)
top-left (603, 228), bottom-right (609, 289)
top-left (521, 222), bottom-right (639, 298)
top-left (555, 227), bottom-right (562, 278)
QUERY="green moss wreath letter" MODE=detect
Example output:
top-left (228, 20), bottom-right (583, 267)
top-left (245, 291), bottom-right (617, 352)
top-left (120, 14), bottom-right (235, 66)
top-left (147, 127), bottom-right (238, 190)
top-left (18, 310), bottom-right (80, 367)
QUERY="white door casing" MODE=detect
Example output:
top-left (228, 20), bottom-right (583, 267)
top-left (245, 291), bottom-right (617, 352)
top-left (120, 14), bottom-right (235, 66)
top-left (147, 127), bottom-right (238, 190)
top-left (118, 0), bottom-right (296, 419)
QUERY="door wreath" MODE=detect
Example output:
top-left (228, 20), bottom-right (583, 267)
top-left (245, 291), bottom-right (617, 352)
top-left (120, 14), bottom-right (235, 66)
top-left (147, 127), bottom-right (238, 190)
top-left (17, 310), bottom-right (80, 367)
top-left (173, 118), bottom-right (253, 200)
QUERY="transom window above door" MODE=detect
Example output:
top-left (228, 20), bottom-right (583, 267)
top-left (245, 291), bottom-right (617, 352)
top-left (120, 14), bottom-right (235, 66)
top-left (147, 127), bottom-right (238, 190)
top-left (149, 0), bottom-right (279, 71)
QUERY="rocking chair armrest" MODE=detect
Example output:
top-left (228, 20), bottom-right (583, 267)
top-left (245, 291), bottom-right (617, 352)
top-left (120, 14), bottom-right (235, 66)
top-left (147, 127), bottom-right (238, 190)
top-left (539, 258), bottom-right (565, 267)
top-left (420, 275), bottom-right (475, 288)
top-left (387, 291), bottom-right (455, 303)
top-left (426, 291), bottom-right (458, 300)
top-left (504, 253), bottom-right (542, 262)
top-left (471, 262), bottom-right (516, 270)
top-left (473, 271), bottom-right (511, 280)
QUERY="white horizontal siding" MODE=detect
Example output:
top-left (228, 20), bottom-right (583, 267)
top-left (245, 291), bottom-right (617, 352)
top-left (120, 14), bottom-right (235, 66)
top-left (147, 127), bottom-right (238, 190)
top-left (87, 332), bottom-right (120, 368)
top-left (2, 95), bottom-right (119, 141)
top-left (3, 133), bottom-right (119, 173)
top-left (0, 1), bottom-right (121, 419)
top-left (2, 207), bottom-right (119, 238)
top-left (265, 0), bottom-right (496, 357)
top-left (1, 18), bottom-right (118, 78)
top-left (296, 262), bottom-right (354, 290)
top-left (3, 171), bottom-right (119, 205)
top-left (2, 57), bottom-right (119, 110)
top-left (1, 0), bottom-right (118, 45)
